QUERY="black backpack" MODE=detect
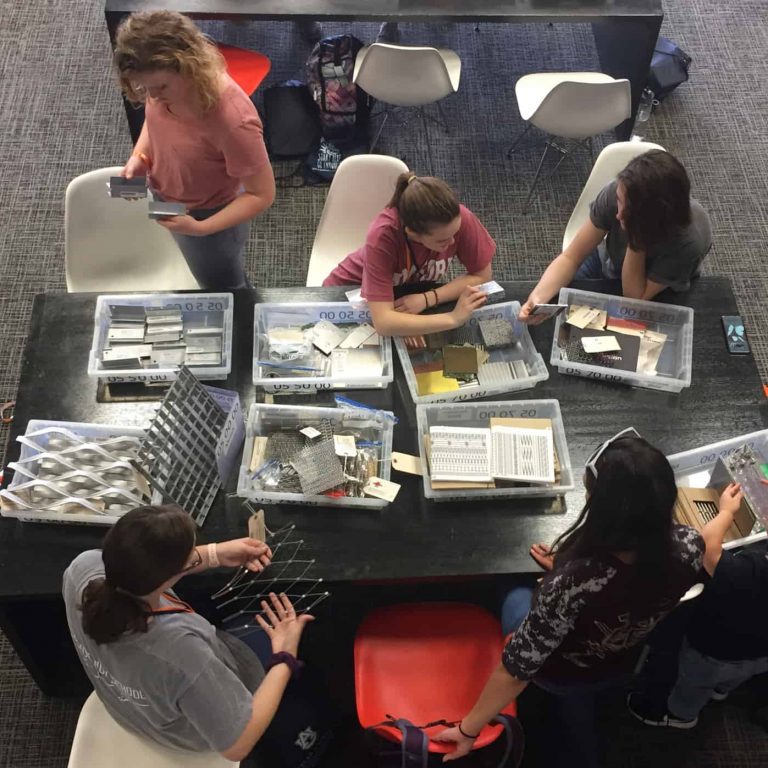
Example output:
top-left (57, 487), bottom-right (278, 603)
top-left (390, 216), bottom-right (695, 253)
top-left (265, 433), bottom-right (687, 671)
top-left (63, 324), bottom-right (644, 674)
top-left (648, 37), bottom-right (692, 102)
top-left (263, 79), bottom-right (322, 159)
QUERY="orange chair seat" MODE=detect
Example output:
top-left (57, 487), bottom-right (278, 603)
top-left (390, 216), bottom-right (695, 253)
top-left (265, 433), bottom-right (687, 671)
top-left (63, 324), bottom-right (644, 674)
top-left (354, 603), bottom-right (517, 755)
top-left (216, 43), bottom-right (271, 95)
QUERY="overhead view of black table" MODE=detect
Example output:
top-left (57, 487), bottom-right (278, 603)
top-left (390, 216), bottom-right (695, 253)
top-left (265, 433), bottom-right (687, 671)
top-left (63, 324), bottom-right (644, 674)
top-left (105, 0), bottom-right (663, 142)
top-left (1, 277), bottom-right (765, 695)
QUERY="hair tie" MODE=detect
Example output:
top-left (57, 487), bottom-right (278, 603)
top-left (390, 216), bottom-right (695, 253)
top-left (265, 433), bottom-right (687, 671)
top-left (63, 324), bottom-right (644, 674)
top-left (407, 174), bottom-right (418, 185)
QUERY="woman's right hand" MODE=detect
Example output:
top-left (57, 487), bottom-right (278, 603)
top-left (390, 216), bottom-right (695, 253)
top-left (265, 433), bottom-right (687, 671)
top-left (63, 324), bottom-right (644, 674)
top-left (518, 294), bottom-right (548, 325)
top-left (121, 154), bottom-right (148, 180)
top-left (529, 543), bottom-right (555, 571)
top-left (256, 592), bottom-right (314, 657)
top-left (450, 286), bottom-right (487, 327)
top-left (719, 482), bottom-right (743, 517)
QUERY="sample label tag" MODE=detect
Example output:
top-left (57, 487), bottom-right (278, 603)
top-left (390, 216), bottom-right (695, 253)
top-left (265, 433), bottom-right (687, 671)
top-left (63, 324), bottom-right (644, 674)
top-left (567, 305), bottom-right (602, 329)
top-left (363, 476), bottom-right (401, 502)
top-left (581, 335), bottom-right (621, 353)
top-left (333, 434), bottom-right (357, 457)
top-left (300, 426), bottom-right (322, 440)
top-left (391, 452), bottom-right (423, 476)
top-left (340, 323), bottom-right (377, 349)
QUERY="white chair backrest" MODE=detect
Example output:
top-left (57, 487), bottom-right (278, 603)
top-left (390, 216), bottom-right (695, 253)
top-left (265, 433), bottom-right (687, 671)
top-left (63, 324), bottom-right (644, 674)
top-left (68, 692), bottom-right (238, 768)
top-left (305, 154), bottom-right (409, 287)
top-left (353, 44), bottom-right (456, 107)
top-left (530, 80), bottom-right (631, 140)
top-left (562, 141), bottom-right (665, 250)
top-left (65, 167), bottom-right (199, 292)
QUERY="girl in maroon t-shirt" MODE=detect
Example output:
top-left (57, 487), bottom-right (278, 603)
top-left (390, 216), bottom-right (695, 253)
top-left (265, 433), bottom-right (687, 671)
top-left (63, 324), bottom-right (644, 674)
top-left (324, 174), bottom-right (496, 337)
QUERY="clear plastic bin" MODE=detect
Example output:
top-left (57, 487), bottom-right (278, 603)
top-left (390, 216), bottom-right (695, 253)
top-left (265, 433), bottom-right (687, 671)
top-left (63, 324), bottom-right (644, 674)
top-left (667, 429), bottom-right (768, 549)
top-left (550, 288), bottom-right (694, 393)
top-left (252, 303), bottom-right (393, 392)
top-left (1, 419), bottom-right (148, 525)
top-left (88, 293), bottom-right (234, 383)
top-left (237, 402), bottom-right (395, 508)
top-left (416, 399), bottom-right (574, 502)
top-left (395, 301), bottom-right (549, 405)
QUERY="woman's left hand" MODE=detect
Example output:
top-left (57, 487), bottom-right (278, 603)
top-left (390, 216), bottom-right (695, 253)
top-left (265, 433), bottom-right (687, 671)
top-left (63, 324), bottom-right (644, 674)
top-left (432, 726), bottom-right (476, 762)
top-left (216, 538), bottom-right (273, 572)
top-left (156, 215), bottom-right (207, 236)
top-left (394, 293), bottom-right (429, 314)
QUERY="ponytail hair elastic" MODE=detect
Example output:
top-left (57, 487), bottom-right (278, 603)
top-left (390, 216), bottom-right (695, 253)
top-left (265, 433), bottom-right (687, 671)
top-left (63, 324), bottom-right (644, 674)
top-left (407, 174), bottom-right (418, 185)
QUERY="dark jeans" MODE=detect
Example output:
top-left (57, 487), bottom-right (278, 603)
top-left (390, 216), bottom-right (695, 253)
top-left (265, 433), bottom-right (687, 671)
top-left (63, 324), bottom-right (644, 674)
top-left (573, 249), bottom-right (606, 280)
top-left (501, 586), bottom-right (625, 768)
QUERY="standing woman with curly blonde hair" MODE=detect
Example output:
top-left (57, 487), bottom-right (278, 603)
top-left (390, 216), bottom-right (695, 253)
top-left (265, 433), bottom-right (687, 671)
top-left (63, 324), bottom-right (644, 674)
top-left (114, 11), bottom-right (275, 290)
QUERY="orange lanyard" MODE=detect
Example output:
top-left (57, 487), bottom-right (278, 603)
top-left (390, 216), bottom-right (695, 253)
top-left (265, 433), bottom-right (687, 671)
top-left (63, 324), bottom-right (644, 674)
top-left (150, 592), bottom-right (195, 617)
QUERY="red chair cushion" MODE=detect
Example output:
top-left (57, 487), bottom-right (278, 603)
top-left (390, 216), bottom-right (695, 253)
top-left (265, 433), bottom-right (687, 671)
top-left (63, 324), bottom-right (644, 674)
top-left (216, 43), bottom-right (271, 95)
top-left (354, 603), bottom-right (517, 754)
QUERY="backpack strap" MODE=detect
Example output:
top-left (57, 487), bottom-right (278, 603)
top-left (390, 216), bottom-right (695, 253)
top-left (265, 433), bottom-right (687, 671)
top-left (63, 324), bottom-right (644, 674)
top-left (489, 713), bottom-right (525, 768)
top-left (367, 717), bottom-right (429, 768)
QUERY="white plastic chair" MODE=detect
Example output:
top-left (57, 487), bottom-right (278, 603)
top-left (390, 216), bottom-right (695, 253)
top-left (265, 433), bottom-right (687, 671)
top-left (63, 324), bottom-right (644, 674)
top-left (305, 154), bottom-right (409, 287)
top-left (65, 167), bottom-right (199, 292)
top-left (563, 141), bottom-right (666, 250)
top-left (509, 73), bottom-right (632, 203)
top-left (353, 43), bottom-right (461, 173)
top-left (68, 692), bottom-right (238, 768)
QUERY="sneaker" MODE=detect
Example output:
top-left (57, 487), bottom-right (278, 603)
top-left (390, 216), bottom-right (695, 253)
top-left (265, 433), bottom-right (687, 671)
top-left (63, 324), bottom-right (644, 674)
top-left (711, 690), bottom-right (729, 702)
top-left (626, 692), bottom-right (698, 729)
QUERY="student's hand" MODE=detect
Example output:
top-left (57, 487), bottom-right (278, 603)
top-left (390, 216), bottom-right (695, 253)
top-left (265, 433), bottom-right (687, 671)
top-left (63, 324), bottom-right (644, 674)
top-left (122, 155), bottom-right (148, 180)
top-left (450, 286), bottom-right (486, 327)
top-left (256, 593), bottom-right (314, 657)
top-left (518, 294), bottom-right (549, 325)
top-left (215, 538), bottom-right (272, 572)
top-left (719, 482), bottom-right (743, 516)
top-left (433, 726), bottom-right (476, 762)
top-left (156, 215), bottom-right (206, 236)
top-left (394, 293), bottom-right (429, 314)
top-left (529, 542), bottom-right (555, 571)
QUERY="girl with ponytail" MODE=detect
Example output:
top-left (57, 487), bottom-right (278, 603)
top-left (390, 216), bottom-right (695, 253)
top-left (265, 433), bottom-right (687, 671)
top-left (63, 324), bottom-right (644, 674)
top-left (323, 172), bottom-right (496, 336)
top-left (64, 505), bottom-right (314, 763)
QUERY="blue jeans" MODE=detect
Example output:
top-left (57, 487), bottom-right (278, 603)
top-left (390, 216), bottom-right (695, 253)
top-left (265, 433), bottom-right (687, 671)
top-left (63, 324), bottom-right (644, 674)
top-left (168, 200), bottom-right (251, 290)
top-left (668, 638), bottom-right (768, 720)
top-left (501, 585), bottom-right (625, 768)
top-left (573, 249), bottom-right (606, 280)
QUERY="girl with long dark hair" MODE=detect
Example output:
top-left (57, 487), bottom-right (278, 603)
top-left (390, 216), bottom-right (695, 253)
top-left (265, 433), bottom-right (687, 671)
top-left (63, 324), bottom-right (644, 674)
top-left (435, 430), bottom-right (704, 767)
top-left (519, 150), bottom-right (712, 323)
top-left (64, 505), bottom-right (312, 764)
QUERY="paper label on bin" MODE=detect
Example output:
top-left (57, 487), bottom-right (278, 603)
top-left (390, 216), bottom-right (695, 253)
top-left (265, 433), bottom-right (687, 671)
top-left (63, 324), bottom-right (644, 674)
top-left (363, 476), bottom-right (401, 502)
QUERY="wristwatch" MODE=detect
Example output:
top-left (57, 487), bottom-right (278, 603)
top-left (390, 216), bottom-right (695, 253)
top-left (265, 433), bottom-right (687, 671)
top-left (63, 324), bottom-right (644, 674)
top-left (266, 651), bottom-right (304, 679)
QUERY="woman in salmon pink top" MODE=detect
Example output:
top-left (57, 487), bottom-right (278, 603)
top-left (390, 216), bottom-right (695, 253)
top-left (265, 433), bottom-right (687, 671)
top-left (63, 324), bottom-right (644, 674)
top-left (114, 11), bottom-right (276, 290)
top-left (324, 174), bottom-right (496, 337)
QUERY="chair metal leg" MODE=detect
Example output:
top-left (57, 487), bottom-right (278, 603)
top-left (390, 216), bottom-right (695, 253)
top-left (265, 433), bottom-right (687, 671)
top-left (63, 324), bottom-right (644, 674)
top-left (369, 110), bottom-right (390, 153)
top-left (419, 110), bottom-right (436, 176)
top-left (524, 140), bottom-right (553, 207)
top-left (435, 101), bottom-right (450, 134)
top-left (506, 124), bottom-right (533, 158)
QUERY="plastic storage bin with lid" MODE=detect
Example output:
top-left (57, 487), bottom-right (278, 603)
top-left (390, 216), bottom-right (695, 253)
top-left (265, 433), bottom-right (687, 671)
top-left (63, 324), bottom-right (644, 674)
top-left (252, 302), bottom-right (393, 393)
top-left (667, 428), bottom-right (768, 550)
top-left (395, 301), bottom-right (548, 405)
top-left (237, 400), bottom-right (395, 509)
top-left (88, 292), bottom-right (233, 383)
top-left (415, 399), bottom-right (574, 502)
top-left (550, 287), bottom-right (693, 393)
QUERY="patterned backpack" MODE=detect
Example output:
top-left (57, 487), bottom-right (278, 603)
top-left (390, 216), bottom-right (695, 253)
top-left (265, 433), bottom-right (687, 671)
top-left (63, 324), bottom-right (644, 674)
top-left (305, 34), bottom-right (371, 141)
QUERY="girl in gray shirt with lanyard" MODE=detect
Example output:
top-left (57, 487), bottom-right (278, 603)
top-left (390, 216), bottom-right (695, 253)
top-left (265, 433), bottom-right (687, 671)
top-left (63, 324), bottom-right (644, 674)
top-left (63, 505), bottom-right (313, 764)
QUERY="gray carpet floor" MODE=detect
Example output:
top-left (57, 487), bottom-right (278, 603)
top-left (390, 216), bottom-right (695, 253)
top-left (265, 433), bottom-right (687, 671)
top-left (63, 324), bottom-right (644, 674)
top-left (1, 0), bottom-right (767, 765)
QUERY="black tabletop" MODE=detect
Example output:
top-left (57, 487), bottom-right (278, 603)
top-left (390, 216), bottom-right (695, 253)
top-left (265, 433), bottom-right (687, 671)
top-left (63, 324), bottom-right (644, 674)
top-left (1, 279), bottom-right (764, 598)
top-left (105, 0), bottom-right (663, 23)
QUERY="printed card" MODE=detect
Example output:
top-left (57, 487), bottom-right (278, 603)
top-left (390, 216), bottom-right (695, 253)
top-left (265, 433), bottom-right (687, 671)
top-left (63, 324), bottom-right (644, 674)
top-left (581, 335), bottom-right (622, 353)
